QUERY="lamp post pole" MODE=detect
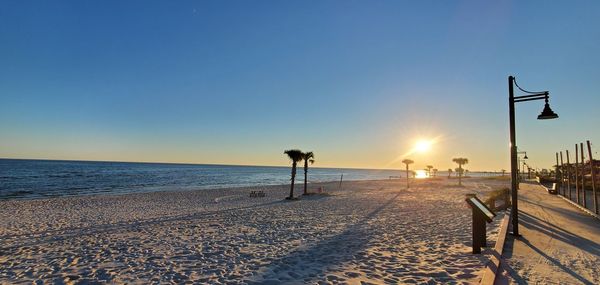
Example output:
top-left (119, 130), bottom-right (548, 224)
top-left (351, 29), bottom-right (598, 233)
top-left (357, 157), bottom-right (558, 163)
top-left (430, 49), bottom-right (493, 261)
top-left (507, 75), bottom-right (558, 237)
top-left (509, 76), bottom-right (520, 236)
top-left (517, 157), bottom-right (521, 182)
top-left (516, 150), bottom-right (527, 187)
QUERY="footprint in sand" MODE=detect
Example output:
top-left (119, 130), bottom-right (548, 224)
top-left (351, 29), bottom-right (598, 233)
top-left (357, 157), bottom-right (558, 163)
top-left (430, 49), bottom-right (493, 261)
top-left (344, 271), bottom-right (361, 278)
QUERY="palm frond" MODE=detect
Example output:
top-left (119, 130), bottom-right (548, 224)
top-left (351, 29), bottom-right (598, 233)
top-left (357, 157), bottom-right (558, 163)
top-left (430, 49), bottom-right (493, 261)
top-left (284, 149), bottom-right (304, 162)
top-left (452, 157), bottom-right (469, 165)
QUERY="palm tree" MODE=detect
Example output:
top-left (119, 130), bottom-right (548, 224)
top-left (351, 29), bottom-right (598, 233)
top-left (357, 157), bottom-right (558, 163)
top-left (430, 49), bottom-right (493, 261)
top-left (301, 151), bottom-right (315, 195)
top-left (447, 168), bottom-right (453, 178)
top-left (426, 165), bottom-right (433, 177)
top-left (402, 159), bottom-right (414, 188)
top-left (284, 149), bottom-right (304, 199)
top-left (455, 168), bottom-right (464, 178)
top-left (432, 168), bottom-right (438, 177)
top-left (452, 157), bottom-right (469, 186)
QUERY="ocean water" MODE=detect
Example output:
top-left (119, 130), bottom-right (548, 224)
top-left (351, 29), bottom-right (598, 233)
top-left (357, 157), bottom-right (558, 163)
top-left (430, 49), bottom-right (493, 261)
top-left (0, 159), bottom-right (408, 200)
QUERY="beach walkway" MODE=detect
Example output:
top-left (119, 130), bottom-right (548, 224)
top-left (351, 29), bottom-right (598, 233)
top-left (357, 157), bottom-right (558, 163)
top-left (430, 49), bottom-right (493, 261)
top-left (497, 183), bottom-right (600, 284)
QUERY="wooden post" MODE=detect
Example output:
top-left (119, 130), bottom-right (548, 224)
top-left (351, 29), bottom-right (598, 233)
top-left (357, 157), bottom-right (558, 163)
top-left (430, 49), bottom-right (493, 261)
top-left (554, 152), bottom-right (561, 194)
top-left (575, 144), bottom-right (580, 205)
top-left (488, 197), bottom-right (496, 211)
top-left (566, 150), bottom-right (572, 200)
top-left (472, 210), bottom-right (483, 254)
top-left (587, 140), bottom-right (598, 214)
top-left (560, 151), bottom-right (565, 197)
top-left (466, 196), bottom-right (495, 253)
top-left (581, 142), bottom-right (587, 209)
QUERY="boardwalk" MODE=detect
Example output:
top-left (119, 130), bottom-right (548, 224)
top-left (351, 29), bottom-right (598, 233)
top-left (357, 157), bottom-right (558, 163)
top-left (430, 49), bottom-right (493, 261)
top-left (498, 183), bottom-right (600, 284)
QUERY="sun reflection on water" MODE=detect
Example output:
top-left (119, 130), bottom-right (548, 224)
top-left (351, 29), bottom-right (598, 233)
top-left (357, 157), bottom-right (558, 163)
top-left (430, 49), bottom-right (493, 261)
top-left (415, 170), bottom-right (429, 179)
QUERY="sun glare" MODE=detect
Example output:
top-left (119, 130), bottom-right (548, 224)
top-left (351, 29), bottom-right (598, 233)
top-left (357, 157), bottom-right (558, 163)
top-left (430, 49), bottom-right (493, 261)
top-left (415, 170), bottom-right (429, 179)
top-left (415, 140), bottom-right (432, 153)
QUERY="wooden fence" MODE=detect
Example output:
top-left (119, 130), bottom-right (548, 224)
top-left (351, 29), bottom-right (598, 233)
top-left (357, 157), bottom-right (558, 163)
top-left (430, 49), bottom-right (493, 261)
top-left (554, 140), bottom-right (598, 215)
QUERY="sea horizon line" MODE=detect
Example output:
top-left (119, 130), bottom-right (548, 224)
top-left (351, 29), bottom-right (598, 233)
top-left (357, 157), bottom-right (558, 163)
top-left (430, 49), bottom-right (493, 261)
top-left (0, 157), bottom-right (430, 172)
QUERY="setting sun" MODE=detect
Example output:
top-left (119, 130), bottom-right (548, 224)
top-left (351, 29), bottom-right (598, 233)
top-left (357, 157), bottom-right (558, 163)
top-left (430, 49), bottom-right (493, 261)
top-left (415, 140), bottom-right (432, 153)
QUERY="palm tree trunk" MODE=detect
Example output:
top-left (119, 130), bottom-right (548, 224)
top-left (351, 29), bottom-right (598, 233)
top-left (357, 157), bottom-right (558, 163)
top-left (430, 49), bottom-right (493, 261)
top-left (405, 164), bottom-right (410, 189)
top-left (458, 165), bottom-right (463, 186)
top-left (303, 161), bottom-right (308, 195)
top-left (289, 162), bottom-right (296, 198)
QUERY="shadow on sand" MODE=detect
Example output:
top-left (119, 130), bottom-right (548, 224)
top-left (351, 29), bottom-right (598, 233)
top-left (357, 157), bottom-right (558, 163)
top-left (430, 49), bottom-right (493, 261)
top-left (501, 210), bottom-right (598, 285)
top-left (250, 192), bottom-right (403, 283)
top-left (519, 211), bottom-right (600, 256)
top-left (0, 200), bottom-right (285, 251)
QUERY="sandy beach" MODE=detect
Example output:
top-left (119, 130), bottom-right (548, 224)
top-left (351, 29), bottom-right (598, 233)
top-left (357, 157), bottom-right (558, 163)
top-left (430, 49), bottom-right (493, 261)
top-left (0, 178), bottom-right (508, 284)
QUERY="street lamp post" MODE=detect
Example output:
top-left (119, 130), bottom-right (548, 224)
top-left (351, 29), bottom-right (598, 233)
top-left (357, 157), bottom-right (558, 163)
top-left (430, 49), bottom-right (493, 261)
top-left (517, 151), bottom-right (527, 184)
top-left (509, 75), bottom-right (558, 236)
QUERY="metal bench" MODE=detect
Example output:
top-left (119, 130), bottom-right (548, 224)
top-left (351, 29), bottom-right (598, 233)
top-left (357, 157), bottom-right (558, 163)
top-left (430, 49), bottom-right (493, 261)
top-left (547, 183), bottom-right (558, 195)
top-left (249, 190), bottom-right (265, 197)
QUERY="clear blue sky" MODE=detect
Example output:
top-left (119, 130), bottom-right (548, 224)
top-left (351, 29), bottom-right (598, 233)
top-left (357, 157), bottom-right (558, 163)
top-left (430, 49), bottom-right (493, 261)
top-left (1, 1), bottom-right (599, 171)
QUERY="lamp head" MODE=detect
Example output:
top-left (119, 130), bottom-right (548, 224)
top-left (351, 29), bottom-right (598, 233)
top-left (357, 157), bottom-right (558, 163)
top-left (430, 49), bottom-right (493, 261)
top-left (538, 103), bottom-right (559, 120)
top-left (538, 96), bottom-right (559, 120)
